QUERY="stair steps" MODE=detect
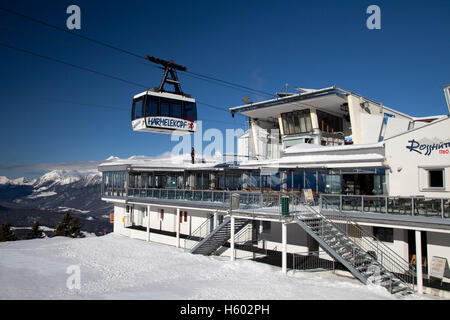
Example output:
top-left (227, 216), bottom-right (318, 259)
top-left (294, 205), bottom-right (415, 296)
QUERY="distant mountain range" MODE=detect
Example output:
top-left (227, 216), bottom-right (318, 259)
top-left (1, 169), bottom-right (112, 216)
top-left (0, 169), bottom-right (113, 234)
top-left (0, 176), bottom-right (36, 186)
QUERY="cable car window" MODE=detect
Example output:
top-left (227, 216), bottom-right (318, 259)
top-left (170, 103), bottom-right (182, 118)
top-left (132, 99), bottom-right (144, 120)
top-left (184, 102), bottom-right (194, 121)
top-left (147, 97), bottom-right (159, 117)
top-left (160, 99), bottom-right (169, 117)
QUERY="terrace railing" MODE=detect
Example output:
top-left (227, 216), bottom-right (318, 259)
top-left (126, 187), bottom-right (263, 209)
top-left (320, 194), bottom-right (450, 220)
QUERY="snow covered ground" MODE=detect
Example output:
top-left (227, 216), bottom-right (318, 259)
top-left (0, 234), bottom-right (441, 300)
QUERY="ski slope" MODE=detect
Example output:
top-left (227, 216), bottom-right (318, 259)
top-left (0, 234), bottom-right (438, 300)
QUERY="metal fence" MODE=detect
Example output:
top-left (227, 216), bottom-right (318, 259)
top-left (127, 188), bottom-right (262, 208)
top-left (321, 194), bottom-right (450, 220)
top-left (292, 251), bottom-right (336, 273)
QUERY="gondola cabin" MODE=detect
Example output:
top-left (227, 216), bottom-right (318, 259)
top-left (131, 90), bottom-right (197, 135)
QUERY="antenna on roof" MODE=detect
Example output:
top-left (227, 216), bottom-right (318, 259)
top-left (444, 84), bottom-right (450, 115)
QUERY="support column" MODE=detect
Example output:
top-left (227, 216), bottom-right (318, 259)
top-left (213, 211), bottom-right (218, 230)
top-left (146, 205), bottom-right (150, 242)
top-left (230, 215), bottom-right (235, 261)
top-left (282, 222), bottom-right (287, 274)
top-left (415, 230), bottom-right (423, 294)
top-left (176, 208), bottom-right (180, 248)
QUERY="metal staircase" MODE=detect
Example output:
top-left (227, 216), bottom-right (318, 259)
top-left (294, 204), bottom-right (416, 295)
top-left (190, 217), bottom-right (251, 255)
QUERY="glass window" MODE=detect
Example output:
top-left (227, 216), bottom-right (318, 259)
top-left (147, 97), bottom-right (158, 116)
top-left (304, 111), bottom-right (312, 131)
top-left (166, 175), bottom-right (177, 189)
top-left (270, 173), bottom-right (280, 191)
top-left (132, 99), bottom-right (144, 120)
top-left (293, 171), bottom-right (304, 191)
top-left (287, 114), bottom-right (294, 135)
top-left (317, 110), bottom-right (343, 133)
top-left (184, 102), bottom-right (196, 121)
top-left (170, 103), bottom-right (182, 118)
top-left (325, 174), bottom-right (341, 194)
top-left (293, 114), bottom-right (300, 134)
top-left (305, 171), bottom-right (317, 190)
top-left (429, 170), bottom-right (444, 188)
top-left (160, 100), bottom-right (169, 117)
top-left (281, 110), bottom-right (312, 135)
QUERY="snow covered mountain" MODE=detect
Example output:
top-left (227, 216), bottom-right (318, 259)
top-left (33, 169), bottom-right (101, 190)
top-left (0, 176), bottom-right (36, 186)
top-left (9, 169), bottom-right (111, 216)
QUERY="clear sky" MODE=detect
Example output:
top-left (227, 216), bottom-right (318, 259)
top-left (0, 0), bottom-right (449, 179)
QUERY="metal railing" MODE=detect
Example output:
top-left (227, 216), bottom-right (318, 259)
top-left (292, 251), bottom-right (336, 273)
top-left (183, 215), bottom-right (215, 251)
top-left (126, 187), bottom-right (262, 208)
top-left (321, 194), bottom-right (450, 220)
top-left (298, 204), bottom-right (416, 292)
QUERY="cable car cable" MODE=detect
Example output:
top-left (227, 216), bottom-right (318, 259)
top-left (0, 6), bottom-right (276, 99)
top-left (0, 42), bottom-right (248, 118)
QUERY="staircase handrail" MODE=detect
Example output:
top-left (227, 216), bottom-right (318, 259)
top-left (296, 203), bottom-right (415, 291)
top-left (234, 222), bottom-right (253, 245)
top-left (183, 214), bottom-right (216, 250)
top-left (319, 197), bottom-right (415, 273)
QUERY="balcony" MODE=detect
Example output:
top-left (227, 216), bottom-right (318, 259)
top-left (320, 194), bottom-right (450, 223)
top-left (125, 188), bottom-right (262, 209)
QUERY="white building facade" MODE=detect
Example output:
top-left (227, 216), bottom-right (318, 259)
top-left (100, 86), bottom-right (450, 297)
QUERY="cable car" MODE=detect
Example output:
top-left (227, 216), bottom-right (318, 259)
top-left (131, 56), bottom-right (197, 134)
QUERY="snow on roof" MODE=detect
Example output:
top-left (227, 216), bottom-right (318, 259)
top-left (98, 152), bottom-right (227, 170)
top-left (411, 115), bottom-right (447, 121)
top-left (239, 153), bottom-right (384, 168)
top-left (283, 142), bottom-right (384, 155)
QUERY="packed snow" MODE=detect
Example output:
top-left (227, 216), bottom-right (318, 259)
top-left (0, 234), bottom-right (439, 300)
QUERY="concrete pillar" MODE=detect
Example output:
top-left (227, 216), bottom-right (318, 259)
top-left (210, 173), bottom-right (216, 189)
top-left (213, 211), bottom-right (218, 230)
top-left (146, 205), bottom-right (150, 242)
top-left (415, 230), bottom-right (423, 294)
top-left (282, 222), bottom-right (287, 274)
top-left (230, 216), bottom-right (235, 261)
top-left (176, 208), bottom-right (180, 248)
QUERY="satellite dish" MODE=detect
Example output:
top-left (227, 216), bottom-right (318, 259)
top-left (242, 96), bottom-right (253, 104)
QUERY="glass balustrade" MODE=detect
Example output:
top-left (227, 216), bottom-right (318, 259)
top-left (321, 194), bottom-right (450, 221)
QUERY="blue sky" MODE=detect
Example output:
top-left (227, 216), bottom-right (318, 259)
top-left (0, 0), bottom-right (449, 179)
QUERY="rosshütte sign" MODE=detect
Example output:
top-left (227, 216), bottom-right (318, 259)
top-left (406, 139), bottom-right (450, 156)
